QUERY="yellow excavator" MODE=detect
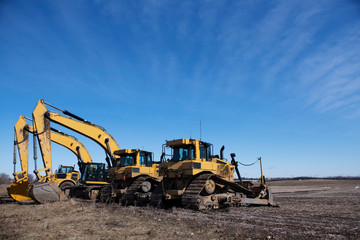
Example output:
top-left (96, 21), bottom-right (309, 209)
top-left (7, 116), bottom-right (34, 202)
top-left (8, 115), bottom-right (86, 202)
top-left (151, 138), bottom-right (275, 209)
top-left (49, 127), bottom-right (108, 199)
top-left (32, 99), bottom-right (160, 204)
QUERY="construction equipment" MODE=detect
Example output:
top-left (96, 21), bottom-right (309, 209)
top-left (103, 149), bottom-right (160, 205)
top-left (30, 98), bottom-right (118, 203)
top-left (7, 116), bottom-right (33, 202)
top-left (32, 99), bottom-right (160, 204)
top-left (152, 138), bottom-right (274, 210)
top-left (7, 116), bottom-right (94, 202)
top-left (8, 116), bottom-right (74, 202)
top-left (49, 128), bottom-right (108, 199)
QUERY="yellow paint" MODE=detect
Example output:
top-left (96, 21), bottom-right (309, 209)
top-left (7, 181), bottom-right (32, 202)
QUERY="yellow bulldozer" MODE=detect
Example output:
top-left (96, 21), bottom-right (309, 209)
top-left (101, 149), bottom-right (160, 205)
top-left (151, 138), bottom-right (274, 210)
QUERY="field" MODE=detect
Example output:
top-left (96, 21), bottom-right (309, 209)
top-left (1, 179), bottom-right (359, 239)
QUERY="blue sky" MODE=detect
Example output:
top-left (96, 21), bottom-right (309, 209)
top-left (1, 0), bottom-right (359, 178)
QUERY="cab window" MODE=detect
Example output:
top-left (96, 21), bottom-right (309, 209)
top-left (199, 145), bottom-right (211, 160)
top-left (173, 146), bottom-right (195, 161)
top-left (57, 166), bottom-right (74, 173)
top-left (118, 155), bottom-right (135, 167)
top-left (140, 152), bottom-right (152, 167)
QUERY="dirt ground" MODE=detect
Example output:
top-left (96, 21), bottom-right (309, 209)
top-left (1, 179), bottom-right (359, 240)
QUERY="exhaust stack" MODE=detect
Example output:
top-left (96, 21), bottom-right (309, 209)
top-left (220, 145), bottom-right (225, 159)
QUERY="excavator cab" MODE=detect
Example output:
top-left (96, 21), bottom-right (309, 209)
top-left (68, 163), bottom-right (108, 200)
top-left (81, 163), bottom-right (107, 183)
top-left (52, 165), bottom-right (80, 190)
top-left (56, 165), bottom-right (75, 173)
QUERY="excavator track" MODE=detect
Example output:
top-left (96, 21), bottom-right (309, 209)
top-left (181, 173), bottom-right (213, 209)
top-left (70, 186), bottom-right (100, 200)
top-left (29, 181), bottom-right (67, 203)
top-left (122, 176), bottom-right (147, 205)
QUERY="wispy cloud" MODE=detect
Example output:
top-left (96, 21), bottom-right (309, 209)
top-left (295, 24), bottom-right (360, 118)
top-left (37, 0), bottom-right (360, 118)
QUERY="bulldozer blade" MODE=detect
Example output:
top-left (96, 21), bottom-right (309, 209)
top-left (29, 181), bottom-right (67, 203)
top-left (7, 181), bottom-right (33, 202)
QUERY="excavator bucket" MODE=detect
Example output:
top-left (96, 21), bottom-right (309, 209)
top-left (7, 181), bottom-right (33, 202)
top-left (29, 181), bottom-right (67, 203)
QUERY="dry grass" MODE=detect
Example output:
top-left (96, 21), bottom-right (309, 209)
top-left (1, 180), bottom-right (360, 239)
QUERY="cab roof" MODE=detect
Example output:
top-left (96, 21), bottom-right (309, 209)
top-left (113, 149), bottom-right (152, 155)
top-left (166, 138), bottom-right (211, 147)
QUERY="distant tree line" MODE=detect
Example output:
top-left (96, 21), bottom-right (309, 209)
top-left (0, 173), bottom-right (11, 184)
top-left (265, 176), bottom-right (360, 181)
top-left (238, 176), bottom-right (360, 181)
top-left (0, 173), bottom-right (36, 184)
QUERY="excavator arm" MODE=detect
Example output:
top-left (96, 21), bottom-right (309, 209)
top-left (33, 99), bottom-right (120, 168)
top-left (13, 115), bottom-right (30, 182)
top-left (7, 116), bottom-right (32, 202)
top-left (50, 128), bottom-right (92, 175)
top-left (50, 129), bottom-right (92, 163)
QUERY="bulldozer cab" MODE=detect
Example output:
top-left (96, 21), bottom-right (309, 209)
top-left (109, 149), bottom-right (159, 182)
top-left (115, 149), bottom-right (153, 167)
top-left (159, 138), bottom-right (234, 181)
top-left (172, 145), bottom-right (195, 161)
top-left (163, 139), bottom-right (214, 162)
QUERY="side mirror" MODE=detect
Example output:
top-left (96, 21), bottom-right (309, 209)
top-left (230, 153), bottom-right (236, 158)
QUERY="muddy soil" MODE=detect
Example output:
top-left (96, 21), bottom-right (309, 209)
top-left (1, 179), bottom-right (359, 239)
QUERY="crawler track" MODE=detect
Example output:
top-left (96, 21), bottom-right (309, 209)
top-left (181, 173), bottom-right (212, 209)
top-left (122, 176), bottom-right (147, 205)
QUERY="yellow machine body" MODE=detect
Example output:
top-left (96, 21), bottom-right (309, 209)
top-left (110, 149), bottom-right (159, 181)
top-left (7, 181), bottom-right (31, 202)
top-left (161, 139), bottom-right (234, 180)
top-left (31, 99), bottom-right (116, 200)
top-left (155, 138), bottom-right (274, 209)
top-left (99, 149), bottom-right (160, 204)
top-left (52, 165), bottom-right (79, 190)
top-left (9, 111), bottom-right (97, 203)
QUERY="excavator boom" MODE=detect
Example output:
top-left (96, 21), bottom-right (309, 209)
top-left (50, 128), bottom-right (92, 176)
top-left (7, 116), bottom-right (32, 202)
top-left (50, 129), bottom-right (92, 163)
top-left (33, 99), bottom-right (120, 167)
